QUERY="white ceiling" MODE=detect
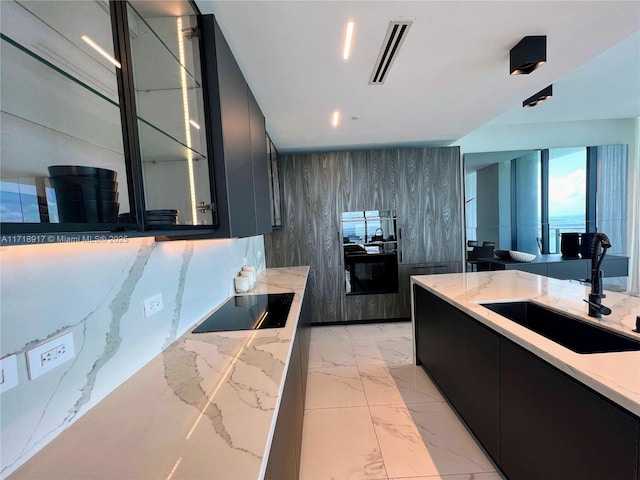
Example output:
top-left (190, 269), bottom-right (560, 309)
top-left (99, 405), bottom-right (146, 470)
top-left (195, 1), bottom-right (640, 153)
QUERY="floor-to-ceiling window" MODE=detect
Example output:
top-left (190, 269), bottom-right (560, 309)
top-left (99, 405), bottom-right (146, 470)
top-left (514, 151), bottom-right (541, 255)
top-left (464, 144), bottom-right (628, 261)
top-left (548, 147), bottom-right (587, 253)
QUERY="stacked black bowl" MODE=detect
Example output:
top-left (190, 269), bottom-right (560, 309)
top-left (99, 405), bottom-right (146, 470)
top-left (48, 165), bottom-right (119, 223)
top-left (118, 209), bottom-right (179, 227)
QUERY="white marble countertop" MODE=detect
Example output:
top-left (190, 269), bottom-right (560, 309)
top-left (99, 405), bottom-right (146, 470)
top-left (10, 266), bottom-right (310, 480)
top-left (411, 270), bottom-right (640, 417)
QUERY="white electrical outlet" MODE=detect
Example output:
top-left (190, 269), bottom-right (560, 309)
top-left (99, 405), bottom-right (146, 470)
top-left (143, 294), bottom-right (163, 317)
top-left (26, 332), bottom-right (75, 380)
top-left (1, 354), bottom-right (19, 393)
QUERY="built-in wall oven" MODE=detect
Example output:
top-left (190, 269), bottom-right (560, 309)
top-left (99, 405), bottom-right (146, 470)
top-left (342, 210), bottom-right (399, 295)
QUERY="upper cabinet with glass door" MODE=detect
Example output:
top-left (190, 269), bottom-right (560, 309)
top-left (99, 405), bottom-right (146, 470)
top-left (0, 0), bottom-right (132, 231)
top-left (126, 0), bottom-right (213, 227)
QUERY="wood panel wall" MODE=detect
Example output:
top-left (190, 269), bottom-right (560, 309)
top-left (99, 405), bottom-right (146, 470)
top-left (264, 147), bottom-right (463, 324)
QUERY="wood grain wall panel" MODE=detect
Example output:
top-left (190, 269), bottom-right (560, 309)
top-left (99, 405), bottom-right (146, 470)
top-left (337, 150), bottom-right (369, 212)
top-left (306, 152), bottom-right (342, 324)
top-left (265, 152), bottom-right (343, 324)
top-left (398, 261), bottom-right (462, 316)
top-left (397, 148), bottom-right (423, 263)
top-left (397, 147), bottom-right (463, 264)
top-left (368, 149), bottom-right (398, 211)
top-left (345, 293), bottom-right (400, 320)
top-left (266, 146), bottom-right (462, 324)
top-left (433, 147), bottom-right (463, 262)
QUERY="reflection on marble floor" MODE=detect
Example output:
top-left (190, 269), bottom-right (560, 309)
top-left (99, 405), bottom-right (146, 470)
top-left (299, 322), bottom-right (506, 480)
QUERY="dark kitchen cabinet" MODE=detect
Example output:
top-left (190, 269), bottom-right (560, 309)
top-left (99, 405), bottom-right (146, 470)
top-left (249, 90), bottom-right (272, 234)
top-left (264, 329), bottom-right (301, 480)
top-left (500, 339), bottom-right (639, 480)
top-left (0, 1), bottom-right (132, 233)
top-left (200, 15), bottom-right (271, 238)
top-left (127, 1), bottom-right (214, 228)
top-left (1, 2), bottom-right (272, 244)
top-left (265, 292), bottom-right (310, 480)
top-left (414, 286), bottom-right (501, 461)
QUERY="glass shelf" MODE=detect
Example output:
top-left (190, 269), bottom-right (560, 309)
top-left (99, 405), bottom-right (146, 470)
top-left (137, 117), bottom-right (207, 163)
top-left (1, 35), bottom-right (123, 158)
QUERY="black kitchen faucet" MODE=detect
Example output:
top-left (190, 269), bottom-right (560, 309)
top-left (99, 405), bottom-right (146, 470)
top-left (584, 233), bottom-right (612, 318)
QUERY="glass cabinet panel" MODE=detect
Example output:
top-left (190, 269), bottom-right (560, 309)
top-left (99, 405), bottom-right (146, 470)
top-left (127, 1), bottom-right (212, 226)
top-left (0, 1), bottom-right (130, 226)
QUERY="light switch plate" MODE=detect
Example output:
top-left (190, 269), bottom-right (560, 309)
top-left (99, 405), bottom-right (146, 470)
top-left (143, 294), bottom-right (163, 317)
top-left (1, 354), bottom-right (19, 393)
top-left (26, 332), bottom-right (75, 380)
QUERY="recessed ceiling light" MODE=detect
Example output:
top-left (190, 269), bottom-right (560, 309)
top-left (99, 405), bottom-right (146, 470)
top-left (343, 22), bottom-right (355, 60)
top-left (332, 110), bottom-right (341, 127)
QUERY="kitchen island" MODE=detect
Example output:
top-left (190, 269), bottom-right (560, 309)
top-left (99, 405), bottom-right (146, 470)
top-left (411, 270), bottom-right (640, 480)
top-left (10, 266), bottom-right (310, 480)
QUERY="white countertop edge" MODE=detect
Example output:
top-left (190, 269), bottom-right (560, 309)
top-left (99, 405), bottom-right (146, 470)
top-left (410, 271), bottom-right (640, 417)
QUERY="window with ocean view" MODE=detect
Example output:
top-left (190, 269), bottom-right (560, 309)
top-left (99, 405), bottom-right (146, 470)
top-left (548, 147), bottom-right (586, 254)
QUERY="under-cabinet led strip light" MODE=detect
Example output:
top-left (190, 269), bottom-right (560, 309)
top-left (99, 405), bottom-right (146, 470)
top-left (177, 17), bottom-right (198, 225)
top-left (81, 35), bottom-right (121, 69)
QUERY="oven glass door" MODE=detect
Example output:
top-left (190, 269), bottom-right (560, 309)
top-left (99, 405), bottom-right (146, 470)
top-left (345, 252), bottom-right (398, 295)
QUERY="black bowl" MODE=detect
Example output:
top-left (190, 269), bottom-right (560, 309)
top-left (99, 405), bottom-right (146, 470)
top-left (494, 249), bottom-right (511, 260)
top-left (54, 186), bottom-right (119, 203)
top-left (48, 165), bottom-right (117, 181)
top-left (50, 176), bottom-right (117, 192)
top-left (56, 200), bottom-right (119, 223)
top-left (145, 209), bottom-right (178, 215)
top-left (146, 220), bottom-right (179, 226)
top-left (145, 213), bottom-right (178, 220)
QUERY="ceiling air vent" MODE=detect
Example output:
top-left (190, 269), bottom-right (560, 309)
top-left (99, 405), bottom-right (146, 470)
top-left (369, 20), bottom-right (413, 85)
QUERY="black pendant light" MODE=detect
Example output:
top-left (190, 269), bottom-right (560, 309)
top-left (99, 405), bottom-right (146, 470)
top-left (523, 85), bottom-right (553, 107)
top-left (510, 36), bottom-right (546, 75)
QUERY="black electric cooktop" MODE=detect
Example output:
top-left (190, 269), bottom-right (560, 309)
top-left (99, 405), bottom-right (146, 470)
top-left (192, 292), bottom-right (294, 333)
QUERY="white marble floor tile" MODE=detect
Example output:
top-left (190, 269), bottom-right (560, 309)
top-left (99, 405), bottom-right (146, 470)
top-left (308, 339), bottom-right (357, 369)
top-left (299, 407), bottom-right (388, 480)
top-left (346, 321), bottom-right (412, 340)
top-left (359, 364), bottom-right (444, 405)
top-left (370, 402), bottom-right (495, 478)
top-left (310, 324), bottom-right (351, 343)
top-left (351, 336), bottom-right (413, 366)
top-left (388, 472), bottom-right (505, 480)
top-left (305, 366), bottom-right (367, 409)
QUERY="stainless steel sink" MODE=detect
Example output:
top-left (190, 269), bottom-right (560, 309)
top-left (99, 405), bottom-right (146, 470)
top-left (480, 301), bottom-right (640, 354)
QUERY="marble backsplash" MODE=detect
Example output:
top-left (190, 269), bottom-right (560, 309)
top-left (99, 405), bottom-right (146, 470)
top-left (0, 235), bottom-right (265, 478)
